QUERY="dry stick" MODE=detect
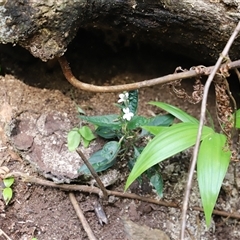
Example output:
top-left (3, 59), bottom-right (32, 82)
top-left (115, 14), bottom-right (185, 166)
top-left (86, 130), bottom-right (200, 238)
top-left (0, 228), bottom-right (13, 240)
top-left (76, 149), bottom-right (108, 199)
top-left (69, 192), bottom-right (97, 240)
top-left (7, 172), bottom-right (240, 220)
top-left (180, 21), bottom-right (240, 240)
top-left (58, 56), bottom-right (240, 93)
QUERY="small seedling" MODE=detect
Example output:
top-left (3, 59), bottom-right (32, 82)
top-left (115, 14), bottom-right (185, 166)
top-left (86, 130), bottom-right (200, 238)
top-left (1, 177), bottom-right (14, 205)
top-left (68, 125), bottom-right (96, 150)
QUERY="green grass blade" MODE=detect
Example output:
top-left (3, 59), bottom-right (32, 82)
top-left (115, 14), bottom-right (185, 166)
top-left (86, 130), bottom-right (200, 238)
top-left (125, 123), bottom-right (213, 190)
top-left (149, 102), bottom-right (199, 124)
top-left (197, 133), bottom-right (231, 227)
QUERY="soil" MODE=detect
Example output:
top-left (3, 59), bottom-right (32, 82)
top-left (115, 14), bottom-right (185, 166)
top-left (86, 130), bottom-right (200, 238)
top-left (0, 29), bottom-right (240, 240)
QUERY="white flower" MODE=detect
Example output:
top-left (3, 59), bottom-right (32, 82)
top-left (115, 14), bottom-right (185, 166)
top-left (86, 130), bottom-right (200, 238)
top-left (122, 107), bottom-right (134, 121)
top-left (118, 92), bottom-right (129, 103)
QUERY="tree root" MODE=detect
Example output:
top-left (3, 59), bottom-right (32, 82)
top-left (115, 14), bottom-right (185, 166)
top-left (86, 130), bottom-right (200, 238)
top-left (58, 56), bottom-right (240, 93)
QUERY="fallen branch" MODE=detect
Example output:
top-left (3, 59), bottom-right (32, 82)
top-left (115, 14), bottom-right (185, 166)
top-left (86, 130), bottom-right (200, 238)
top-left (76, 149), bottom-right (108, 199)
top-left (7, 172), bottom-right (240, 221)
top-left (69, 192), bottom-right (97, 240)
top-left (180, 21), bottom-right (240, 239)
top-left (58, 56), bottom-right (240, 93)
top-left (0, 228), bottom-right (13, 240)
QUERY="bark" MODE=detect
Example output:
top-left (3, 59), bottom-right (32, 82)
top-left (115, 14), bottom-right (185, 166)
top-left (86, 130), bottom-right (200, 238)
top-left (0, 0), bottom-right (240, 62)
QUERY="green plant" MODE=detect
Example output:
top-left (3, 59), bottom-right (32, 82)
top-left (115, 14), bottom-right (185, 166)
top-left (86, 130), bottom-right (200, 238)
top-left (67, 91), bottom-right (174, 195)
top-left (125, 101), bottom-right (233, 227)
top-left (68, 125), bottom-right (96, 150)
top-left (1, 177), bottom-right (14, 205)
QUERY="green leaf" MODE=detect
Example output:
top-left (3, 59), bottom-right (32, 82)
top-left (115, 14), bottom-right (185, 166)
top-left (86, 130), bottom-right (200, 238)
top-left (95, 126), bottom-right (119, 139)
top-left (128, 90), bottom-right (138, 114)
top-left (79, 114), bottom-right (121, 128)
top-left (149, 102), bottom-right (199, 124)
top-left (141, 126), bottom-right (167, 136)
top-left (78, 150), bottom-right (108, 174)
top-left (79, 126), bottom-right (96, 141)
top-left (3, 177), bottom-right (14, 188)
top-left (150, 173), bottom-right (163, 198)
top-left (78, 141), bottom-right (120, 174)
top-left (235, 109), bottom-right (240, 128)
top-left (148, 114), bottom-right (175, 126)
top-left (3, 187), bottom-right (13, 205)
top-left (82, 138), bottom-right (90, 148)
top-left (140, 114), bottom-right (174, 136)
top-left (101, 141), bottom-right (120, 161)
top-left (67, 130), bottom-right (81, 151)
top-left (125, 123), bottom-right (214, 190)
top-left (127, 116), bottom-right (149, 130)
top-left (197, 133), bottom-right (231, 227)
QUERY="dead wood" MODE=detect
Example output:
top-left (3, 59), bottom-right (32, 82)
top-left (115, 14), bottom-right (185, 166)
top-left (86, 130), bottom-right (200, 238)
top-left (0, 1), bottom-right (240, 62)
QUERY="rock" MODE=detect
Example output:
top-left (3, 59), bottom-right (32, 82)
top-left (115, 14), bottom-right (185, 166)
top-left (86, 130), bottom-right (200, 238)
top-left (9, 111), bottom-right (83, 183)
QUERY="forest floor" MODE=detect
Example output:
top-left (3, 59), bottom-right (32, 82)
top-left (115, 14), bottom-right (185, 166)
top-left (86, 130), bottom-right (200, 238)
top-left (0, 29), bottom-right (240, 240)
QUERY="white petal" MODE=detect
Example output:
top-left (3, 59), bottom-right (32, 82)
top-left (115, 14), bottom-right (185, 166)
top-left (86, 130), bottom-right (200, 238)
top-left (123, 107), bottom-right (130, 114)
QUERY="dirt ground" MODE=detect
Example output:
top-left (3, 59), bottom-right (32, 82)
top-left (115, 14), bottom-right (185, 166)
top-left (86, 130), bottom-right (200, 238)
top-left (0, 29), bottom-right (240, 240)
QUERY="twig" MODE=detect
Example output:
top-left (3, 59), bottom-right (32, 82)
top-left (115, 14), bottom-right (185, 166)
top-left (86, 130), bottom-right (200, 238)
top-left (69, 192), bottom-right (97, 240)
top-left (7, 172), bottom-right (240, 221)
top-left (0, 228), bottom-right (13, 240)
top-left (180, 21), bottom-right (240, 240)
top-left (58, 56), bottom-right (240, 93)
top-left (76, 149), bottom-right (108, 199)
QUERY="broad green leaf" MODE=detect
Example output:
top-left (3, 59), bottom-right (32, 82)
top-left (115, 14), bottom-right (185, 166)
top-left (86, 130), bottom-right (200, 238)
top-left (3, 187), bottom-right (13, 205)
top-left (125, 123), bottom-right (214, 190)
top-left (95, 126), bottom-right (119, 139)
top-left (148, 114), bottom-right (175, 127)
top-left (101, 141), bottom-right (120, 161)
top-left (79, 126), bottom-right (96, 141)
top-left (67, 130), bottom-right (81, 151)
top-left (197, 133), bottom-right (231, 227)
top-left (79, 114), bottom-right (121, 128)
top-left (150, 173), bottom-right (163, 198)
top-left (140, 114), bottom-right (174, 136)
top-left (127, 116), bottom-right (149, 130)
top-left (128, 90), bottom-right (138, 114)
top-left (235, 109), bottom-right (240, 128)
top-left (78, 150), bottom-right (107, 174)
top-left (78, 150), bottom-right (117, 174)
top-left (78, 141), bottom-right (120, 174)
top-left (149, 102), bottom-right (199, 124)
top-left (141, 126), bottom-right (168, 136)
top-left (3, 177), bottom-right (14, 188)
